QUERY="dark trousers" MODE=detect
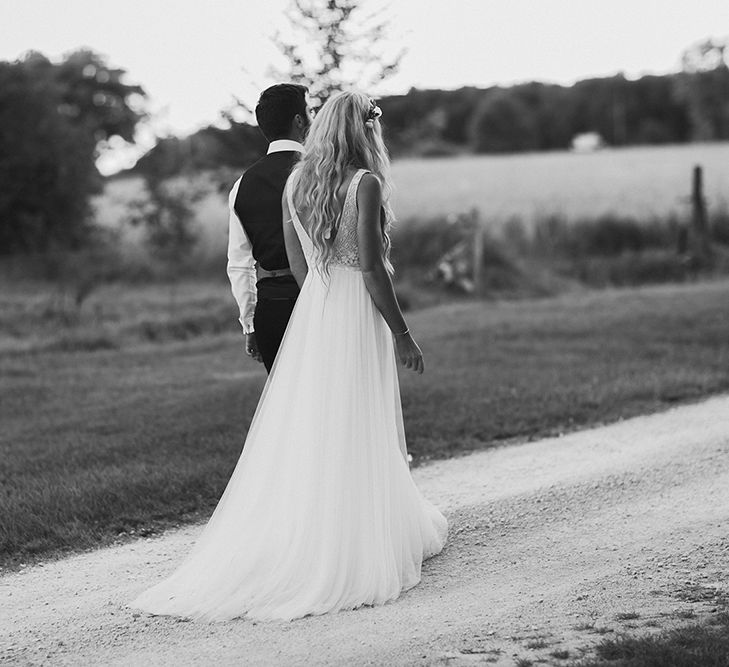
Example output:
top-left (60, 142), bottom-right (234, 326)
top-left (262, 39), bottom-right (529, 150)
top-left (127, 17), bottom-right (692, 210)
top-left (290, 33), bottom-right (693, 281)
top-left (253, 297), bottom-right (298, 373)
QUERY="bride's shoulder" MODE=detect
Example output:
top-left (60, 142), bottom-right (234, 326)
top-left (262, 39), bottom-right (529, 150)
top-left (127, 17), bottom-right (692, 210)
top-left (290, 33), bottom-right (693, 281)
top-left (356, 171), bottom-right (382, 208)
top-left (358, 171), bottom-right (381, 192)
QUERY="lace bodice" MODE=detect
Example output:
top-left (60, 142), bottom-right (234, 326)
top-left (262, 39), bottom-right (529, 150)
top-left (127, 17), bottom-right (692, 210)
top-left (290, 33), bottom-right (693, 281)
top-left (287, 168), bottom-right (369, 271)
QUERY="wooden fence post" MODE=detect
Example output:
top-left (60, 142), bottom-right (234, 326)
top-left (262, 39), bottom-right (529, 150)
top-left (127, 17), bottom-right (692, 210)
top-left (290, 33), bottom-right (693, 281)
top-left (472, 210), bottom-right (483, 296)
top-left (690, 164), bottom-right (711, 261)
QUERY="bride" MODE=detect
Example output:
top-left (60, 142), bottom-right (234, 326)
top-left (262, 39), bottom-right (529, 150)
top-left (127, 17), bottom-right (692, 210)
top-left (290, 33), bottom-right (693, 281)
top-left (130, 90), bottom-right (448, 622)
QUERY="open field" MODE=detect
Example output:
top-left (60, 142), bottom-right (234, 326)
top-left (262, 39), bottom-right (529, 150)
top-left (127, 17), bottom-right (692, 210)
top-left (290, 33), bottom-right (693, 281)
top-left (2, 279), bottom-right (729, 568)
top-left (97, 142), bottom-right (729, 262)
top-left (390, 141), bottom-right (729, 222)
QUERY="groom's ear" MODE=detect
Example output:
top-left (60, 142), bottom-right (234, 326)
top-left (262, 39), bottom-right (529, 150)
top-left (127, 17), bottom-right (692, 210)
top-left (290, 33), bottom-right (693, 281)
top-left (292, 114), bottom-right (309, 139)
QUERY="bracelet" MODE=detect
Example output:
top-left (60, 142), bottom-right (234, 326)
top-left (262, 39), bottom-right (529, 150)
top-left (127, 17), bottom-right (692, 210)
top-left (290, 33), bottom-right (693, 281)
top-left (394, 327), bottom-right (409, 336)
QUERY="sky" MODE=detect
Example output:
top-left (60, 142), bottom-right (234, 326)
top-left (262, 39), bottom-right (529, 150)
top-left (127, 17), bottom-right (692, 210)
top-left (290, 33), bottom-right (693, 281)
top-left (3, 0), bottom-right (728, 171)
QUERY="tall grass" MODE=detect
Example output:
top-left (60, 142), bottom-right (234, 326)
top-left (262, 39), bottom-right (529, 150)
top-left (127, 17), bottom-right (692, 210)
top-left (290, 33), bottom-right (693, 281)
top-left (391, 206), bottom-right (729, 301)
top-left (3, 202), bottom-right (729, 352)
top-left (0, 281), bottom-right (239, 354)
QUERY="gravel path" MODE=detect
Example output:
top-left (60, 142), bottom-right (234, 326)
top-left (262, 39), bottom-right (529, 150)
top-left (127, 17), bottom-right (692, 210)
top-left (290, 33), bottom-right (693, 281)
top-left (2, 395), bottom-right (729, 666)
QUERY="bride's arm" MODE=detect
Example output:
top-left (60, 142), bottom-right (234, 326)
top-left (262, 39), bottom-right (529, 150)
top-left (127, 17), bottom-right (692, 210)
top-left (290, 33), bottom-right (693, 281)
top-left (358, 174), bottom-right (424, 374)
top-left (282, 191), bottom-right (308, 288)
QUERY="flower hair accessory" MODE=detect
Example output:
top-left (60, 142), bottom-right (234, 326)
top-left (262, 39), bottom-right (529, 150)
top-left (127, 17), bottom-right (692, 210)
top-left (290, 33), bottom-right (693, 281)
top-left (364, 98), bottom-right (382, 128)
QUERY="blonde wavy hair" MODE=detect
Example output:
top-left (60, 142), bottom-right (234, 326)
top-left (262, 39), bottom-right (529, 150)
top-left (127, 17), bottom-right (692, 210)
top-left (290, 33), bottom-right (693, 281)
top-left (288, 90), bottom-right (395, 275)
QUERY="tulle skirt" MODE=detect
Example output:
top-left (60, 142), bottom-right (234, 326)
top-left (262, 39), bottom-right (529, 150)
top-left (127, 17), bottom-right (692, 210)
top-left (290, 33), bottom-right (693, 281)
top-left (130, 266), bottom-right (448, 621)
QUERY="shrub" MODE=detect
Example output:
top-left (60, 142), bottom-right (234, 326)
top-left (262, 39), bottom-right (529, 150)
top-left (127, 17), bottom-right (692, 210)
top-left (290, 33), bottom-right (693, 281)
top-left (531, 214), bottom-right (679, 258)
top-left (392, 212), bottom-right (565, 299)
top-left (712, 207), bottom-right (729, 246)
top-left (392, 208), bottom-right (729, 297)
top-left (391, 213), bottom-right (475, 272)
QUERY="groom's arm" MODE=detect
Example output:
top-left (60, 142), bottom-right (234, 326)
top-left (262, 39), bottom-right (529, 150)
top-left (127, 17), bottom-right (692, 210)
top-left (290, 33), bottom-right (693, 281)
top-left (226, 178), bottom-right (257, 335)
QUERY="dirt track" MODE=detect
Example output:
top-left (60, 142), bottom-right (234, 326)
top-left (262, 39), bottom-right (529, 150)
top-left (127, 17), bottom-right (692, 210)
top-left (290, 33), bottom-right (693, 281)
top-left (2, 395), bottom-right (729, 666)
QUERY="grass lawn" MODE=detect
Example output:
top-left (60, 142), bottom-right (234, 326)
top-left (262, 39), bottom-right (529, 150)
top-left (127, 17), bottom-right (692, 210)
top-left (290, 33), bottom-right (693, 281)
top-left (2, 279), bottom-right (729, 568)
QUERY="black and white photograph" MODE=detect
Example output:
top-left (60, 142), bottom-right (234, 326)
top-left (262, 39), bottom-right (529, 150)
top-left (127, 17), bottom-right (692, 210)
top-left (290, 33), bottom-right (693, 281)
top-left (1, 0), bottom-right (729, 664)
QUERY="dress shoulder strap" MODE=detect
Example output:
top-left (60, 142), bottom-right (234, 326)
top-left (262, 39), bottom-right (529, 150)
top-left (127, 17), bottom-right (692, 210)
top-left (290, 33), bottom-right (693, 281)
top-left (348, 168), bottom-right (369, 201)
top-left (285, 175), bottom-right (298, 225)
top-left (342, 168), bottom-right (370, 215)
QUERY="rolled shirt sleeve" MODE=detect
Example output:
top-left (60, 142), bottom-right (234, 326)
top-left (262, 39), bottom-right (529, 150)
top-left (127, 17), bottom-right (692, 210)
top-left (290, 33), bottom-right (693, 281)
top-left (226, 177), bottom-right (257, 334)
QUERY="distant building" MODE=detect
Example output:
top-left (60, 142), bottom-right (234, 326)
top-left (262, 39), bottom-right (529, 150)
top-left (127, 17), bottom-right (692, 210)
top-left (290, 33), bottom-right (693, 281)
top-left (570, 132), bottom-right (606, 153)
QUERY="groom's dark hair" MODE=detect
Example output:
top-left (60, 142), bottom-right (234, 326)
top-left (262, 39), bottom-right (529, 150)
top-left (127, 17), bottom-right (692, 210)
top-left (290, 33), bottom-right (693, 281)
top-left (255, 83), bottom-right (308, 141)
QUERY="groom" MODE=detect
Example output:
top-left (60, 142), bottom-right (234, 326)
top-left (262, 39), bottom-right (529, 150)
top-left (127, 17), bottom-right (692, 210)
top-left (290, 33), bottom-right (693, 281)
top-left (227, 84), bottom-right (311, 372)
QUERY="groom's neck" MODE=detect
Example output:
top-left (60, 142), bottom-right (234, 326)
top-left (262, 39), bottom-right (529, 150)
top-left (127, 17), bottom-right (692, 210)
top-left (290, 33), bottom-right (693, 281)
top-left (272, 134), bottom-right (299, 144)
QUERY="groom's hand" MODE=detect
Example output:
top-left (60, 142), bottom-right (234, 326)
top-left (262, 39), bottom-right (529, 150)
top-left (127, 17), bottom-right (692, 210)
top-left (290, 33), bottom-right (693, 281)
top-left (245, 332), bottom-right (263, 363)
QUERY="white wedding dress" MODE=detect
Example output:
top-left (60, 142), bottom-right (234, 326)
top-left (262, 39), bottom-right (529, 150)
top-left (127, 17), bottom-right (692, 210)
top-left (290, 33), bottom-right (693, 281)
top-left (130, 169), bottom-right (448, 622)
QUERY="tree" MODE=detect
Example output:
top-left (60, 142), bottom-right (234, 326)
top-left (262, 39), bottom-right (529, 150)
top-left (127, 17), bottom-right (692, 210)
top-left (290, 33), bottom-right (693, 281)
top-left (469, 90), bottom-right (539, 153)
top-left (270, 0), bottom-right (404, 104)
top-left (0, 58), bottom-right (96, 254)
top-left (0, 50), bottom-right (146, 255)
top-left (681, 37), bottom-right (729, 72)
top-left (674, 37), bottom-right (729, 141)
top-left (377, 87), bottom-right (486, 156)
top-left (131, 122), bottom-right (268, 180)
top-left (126, 179), bottom-right (202, 281)
top-left (125, 139), bottom-right (204, 291)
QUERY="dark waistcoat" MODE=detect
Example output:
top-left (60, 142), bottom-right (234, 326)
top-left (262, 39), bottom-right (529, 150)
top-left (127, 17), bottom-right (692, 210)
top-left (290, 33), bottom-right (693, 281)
top-left (234, 151), bottom-right (299, 298)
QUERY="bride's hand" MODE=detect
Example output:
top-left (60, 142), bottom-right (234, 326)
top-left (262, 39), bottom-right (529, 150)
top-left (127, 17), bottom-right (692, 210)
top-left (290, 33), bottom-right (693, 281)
top-left (394, 332), bottom-right (424, 374)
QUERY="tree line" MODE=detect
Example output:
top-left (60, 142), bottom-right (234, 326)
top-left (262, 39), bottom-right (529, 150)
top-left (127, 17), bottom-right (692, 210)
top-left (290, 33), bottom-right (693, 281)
top-left (1, 32), bottom-right (727, 257)
top-left (130, 19), bottom-right (729, 177)
top-left (130, 66), bottom-right (729, 182)
top-left (382, 69), bottom-right (729, 155)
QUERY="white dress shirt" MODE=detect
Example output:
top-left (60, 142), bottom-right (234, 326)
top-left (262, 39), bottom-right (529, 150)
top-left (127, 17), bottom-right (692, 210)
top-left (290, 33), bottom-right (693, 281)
top-left (226, 139), bottom-right (304, 334)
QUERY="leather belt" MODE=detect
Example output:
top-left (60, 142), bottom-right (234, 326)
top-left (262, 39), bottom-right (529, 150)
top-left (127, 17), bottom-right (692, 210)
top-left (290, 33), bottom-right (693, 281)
top-left (256, 266), bottom-right (293, 280)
